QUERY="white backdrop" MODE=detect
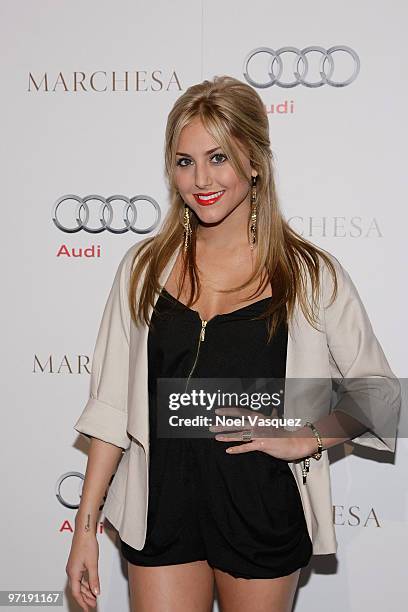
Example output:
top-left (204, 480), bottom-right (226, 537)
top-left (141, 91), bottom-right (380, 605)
top-left (1, 1), bottom-right (407, 610)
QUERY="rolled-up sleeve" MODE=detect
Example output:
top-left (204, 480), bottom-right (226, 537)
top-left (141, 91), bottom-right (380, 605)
top-left (73, 243), bottom-right (142, 450)
top-left (322, 255), bottom-right (401, 452)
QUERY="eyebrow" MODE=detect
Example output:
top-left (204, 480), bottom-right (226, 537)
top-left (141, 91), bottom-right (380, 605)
top-left (175, 146), bottom-right (222, 157)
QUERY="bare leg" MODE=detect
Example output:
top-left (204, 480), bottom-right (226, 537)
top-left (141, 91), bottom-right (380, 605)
top-left (214, 567), bottom-right (301, 612)
top-left (127, 560), bottom-right (215, 612)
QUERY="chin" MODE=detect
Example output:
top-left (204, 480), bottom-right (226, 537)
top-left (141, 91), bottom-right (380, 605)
top-left (193, 206), bottom-right (228, 225)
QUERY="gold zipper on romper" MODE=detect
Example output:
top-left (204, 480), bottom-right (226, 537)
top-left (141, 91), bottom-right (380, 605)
top-left (184, 318), bottom-right (208, 393)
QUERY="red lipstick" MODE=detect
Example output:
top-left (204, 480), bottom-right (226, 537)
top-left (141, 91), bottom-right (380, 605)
top-left (193, 190), bottom-right (225, 206)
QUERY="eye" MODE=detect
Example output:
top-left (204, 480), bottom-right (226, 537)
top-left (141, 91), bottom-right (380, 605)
top-left (210, 153), bottom-right (227, 164)
top-left (176, 157), bottom-right (191, 167)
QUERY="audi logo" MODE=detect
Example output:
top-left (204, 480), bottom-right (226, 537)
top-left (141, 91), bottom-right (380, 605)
top-left (56, 472), bottom-right (84, 509)
top-left (243, 45), bottom-right (360, 88)
top-left (56, 471), bottom-right (106, 510)
top-left (52, 194), bottom-right (161, 234)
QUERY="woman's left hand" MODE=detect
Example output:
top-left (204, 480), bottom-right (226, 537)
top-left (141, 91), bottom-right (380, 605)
top-left (209, 407), bottom-right (310, 462)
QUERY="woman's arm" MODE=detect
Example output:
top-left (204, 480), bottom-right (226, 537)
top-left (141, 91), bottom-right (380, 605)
top-left (68, 241), bottom-right (148, 610)
top-left (283, 253), bottom-right (400, 460)
top-left (318, 254), bottom-right (401, 453)
top-left (291, 411), bottom-right (369, 458)
top-left (75, 438), bottom-right (123, 535)
top-left (73, 240), bottom-right (150, 449)
top-left (67, 438), bottom-right (123, 609)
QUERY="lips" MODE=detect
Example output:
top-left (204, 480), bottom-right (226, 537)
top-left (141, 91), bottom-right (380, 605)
top-left (193, 190), bottom-right (225, 206)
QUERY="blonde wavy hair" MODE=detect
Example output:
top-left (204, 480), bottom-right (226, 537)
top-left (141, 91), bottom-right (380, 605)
top-left (129, 75), bottom-right (338, 342)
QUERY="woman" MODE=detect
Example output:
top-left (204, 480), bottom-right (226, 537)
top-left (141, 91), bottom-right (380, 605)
top-left (66, 75), bottom-right (400, 612)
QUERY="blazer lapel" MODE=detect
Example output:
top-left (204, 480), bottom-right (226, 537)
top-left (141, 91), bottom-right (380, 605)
top-left (127, 248), bottom-right (180, 451)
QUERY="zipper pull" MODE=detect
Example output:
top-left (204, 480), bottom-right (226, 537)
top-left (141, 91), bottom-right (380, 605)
top-left (200, 320), bottom-right (207, 341)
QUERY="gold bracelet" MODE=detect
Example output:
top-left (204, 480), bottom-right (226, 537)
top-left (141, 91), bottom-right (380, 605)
top-left (305, 421), bottom-right (323, 460)
top-left (301, 421), bottom-right (323, 485)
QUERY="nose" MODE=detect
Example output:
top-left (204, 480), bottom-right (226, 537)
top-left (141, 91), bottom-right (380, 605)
top-left (194, 160), bottom-right (212, 190)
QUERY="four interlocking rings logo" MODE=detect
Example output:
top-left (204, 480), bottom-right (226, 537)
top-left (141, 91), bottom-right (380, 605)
top-left (243, 45), bottom-right (360, 88)
top-left (52, 194), bottom-right (161, 234)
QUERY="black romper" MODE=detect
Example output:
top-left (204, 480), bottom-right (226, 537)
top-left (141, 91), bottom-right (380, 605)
top-left (120, 288), bottom-right (313, 579)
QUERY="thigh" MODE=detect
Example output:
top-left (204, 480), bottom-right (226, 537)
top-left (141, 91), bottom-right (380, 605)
top-left (127, 560), bottom-right (215, 612)
top-left (214, 567), bottom-right (301, 612)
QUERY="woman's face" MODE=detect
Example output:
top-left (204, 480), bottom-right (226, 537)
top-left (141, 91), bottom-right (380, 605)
top-left (174, 117), bottom-right (257, 226)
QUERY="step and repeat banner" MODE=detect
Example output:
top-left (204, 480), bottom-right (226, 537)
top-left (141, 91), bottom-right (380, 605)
top-left (1, 1), bottom-right (407, 610)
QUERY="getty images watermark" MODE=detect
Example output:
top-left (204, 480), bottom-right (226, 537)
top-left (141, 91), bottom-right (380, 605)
top-left (154, 377), bottom-right (403, 441)
top-left (165, 383), bottom-right (293, 427)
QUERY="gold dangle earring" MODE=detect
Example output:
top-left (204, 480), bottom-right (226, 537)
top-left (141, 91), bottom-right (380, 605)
top-left (183, 204), bottom-right (192, 252)
top-left (249, 175), bottom-right (258, 250)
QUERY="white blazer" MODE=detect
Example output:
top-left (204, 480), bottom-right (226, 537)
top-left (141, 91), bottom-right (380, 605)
top-left (74, 237), bottom-right (401, 555)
